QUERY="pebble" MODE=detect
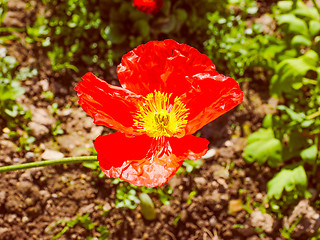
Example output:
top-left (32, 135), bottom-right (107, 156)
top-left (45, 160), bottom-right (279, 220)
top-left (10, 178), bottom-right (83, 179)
top-left (224, 140), bottom-right (233, 147)
top-left (0, 191), bottom-right (6, 206)
top-left (6, 214), bottom-right (17, 223)
top-left (103, 203), bottom-right (111, 212)
top-left (78, 203), bottom-right (95, 215)
top-left (202, 148), bottom-right (216, 159)
top-left (28, 121), bottom-right (50, 138)
top-left (22, 216), bottom-right (29, 223)
top-left (41, 149), bottom-right (64, 160)
top-left (25, 198), bottom-right (33, 206)
top-left (25, 152), bottom-right (35, 161)
top-left (209, 216), bottom-right (217, 226)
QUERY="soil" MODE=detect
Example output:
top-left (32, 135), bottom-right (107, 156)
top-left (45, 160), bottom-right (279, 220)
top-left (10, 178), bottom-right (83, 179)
top-left (1, 1), bottom-right (320, 240)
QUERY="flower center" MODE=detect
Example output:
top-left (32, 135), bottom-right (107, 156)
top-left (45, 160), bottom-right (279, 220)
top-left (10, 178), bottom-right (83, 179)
top-left (133, 91), bottom-right (189, 139)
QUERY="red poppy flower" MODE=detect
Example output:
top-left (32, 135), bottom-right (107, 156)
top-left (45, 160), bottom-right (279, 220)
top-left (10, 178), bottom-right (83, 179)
top-left (75, 39), bottom-right (243, 188)
top-left (133, 0), bottom-right (163, 14)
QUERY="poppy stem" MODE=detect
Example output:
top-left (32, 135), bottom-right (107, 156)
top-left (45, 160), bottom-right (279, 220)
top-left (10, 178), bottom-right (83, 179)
top-left (0, 156), bottom-right (98, 173)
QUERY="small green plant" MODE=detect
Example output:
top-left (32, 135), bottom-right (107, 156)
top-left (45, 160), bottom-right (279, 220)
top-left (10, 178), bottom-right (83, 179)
top-left (51, 213), bottom-right (109, 240)
top-left (0, 51), bottom-right (37, 127)
top-left (244, 0), bottom-right (320, 214)
top-left (176, 158), bottom-right (204, 174)
top-left (187, 190), bottom-right (197, 204)
top-left (139, 192), bottom-right (156, 220)
top-left (205, 0), bottom-right (262, 80)
top-left (115, 184), bottom-right (140, 209)
top-left (42, 90), bottom-right (54, 101)
top-left (267, 165), bottom-right (311, 215)
top-left (280, 215), bottom-right (303, 240)
top-left (51, 120), bottom-right (64, 137)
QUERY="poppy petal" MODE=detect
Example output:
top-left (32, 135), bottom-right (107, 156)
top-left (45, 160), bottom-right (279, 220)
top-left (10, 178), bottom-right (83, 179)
top-left (117, 39), bottom-right (217, 98)
top-left (182, 74), bottom-right (244, 135)
top-left (74, 72), bottom-right (142, 134)
top-left (94, 132), bottom-right (209, 187)
top-left (133, 0), bottom-right (163, 14)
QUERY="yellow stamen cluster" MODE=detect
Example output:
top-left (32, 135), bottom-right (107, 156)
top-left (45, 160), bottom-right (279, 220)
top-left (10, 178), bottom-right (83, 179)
top-left (133, 91), bottom-right (189, 139)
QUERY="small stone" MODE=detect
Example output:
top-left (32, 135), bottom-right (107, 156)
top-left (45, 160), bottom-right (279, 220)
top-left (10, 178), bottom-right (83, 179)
top-left (13, 158), bottom-right (20, 162)
top-left (59, 108), bottom-right (73, 116)
top-left (202, 148), bottom-right (216, 159)
top-left (25, 198), bottom-right (33, 206)
top-left (250, 209), bottom-right (275, 233)
top-left (194, 177), bottom-right (207, 189)
top-left (228, 199), bottom-right (243, 215)
top-left (28, 121), bottom-right (50, 138)
top-left (39, 79), bottom-right (49, 91)
top-left (21, 216), bottom-right (29, 223)
top-left (6, 214), bottom-right (17, 223)
top-left (60, 176), bottom-right (68, 183)
top-left (25, 152), bottom-right (35, 161)
top-left (31, 108), bottom-right (55, 126)
top-left (78, 203), bottom-right (95, 215)
top-left (209, 216), bottom-right (217, 226)
top-left (0, 228), bottom-right (9, 235)
top-left (224, 140), bottom-right (233, 147)
top-left (255, 193), bottom-right (264, 202)
top-left (0, 191), bottom-right (6, 206)
top-left (103, 203), bottom-right (111, 212)
top-left (41, 149), bottom-right (64, 160)
top-left (39, 190), bottom-right (50, 203)
top-left (0, 140), bottom-right (16, 150)
top-left (284, 199), bottom-right (320, 238)
top-left (0, 47), bottom-right (6, 57)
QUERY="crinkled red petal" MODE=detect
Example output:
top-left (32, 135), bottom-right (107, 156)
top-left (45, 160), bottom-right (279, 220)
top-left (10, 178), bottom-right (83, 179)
top-left (117, 39), bottom-right (217, 98)
top-left (94, 132), bottom-right (209, 187)
top-left (74, 72), bottom-right (142, 135)
top-left (182, 74), bottom-right (244, 135)
top-left (133, 0), bottom-right (163, 14)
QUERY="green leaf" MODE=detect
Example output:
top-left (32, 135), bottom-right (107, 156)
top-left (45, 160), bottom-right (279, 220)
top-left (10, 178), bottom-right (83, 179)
top-left (267, 165), bottom-right (307, 200)
top-left (291, 35), bottom-right (312, 47)
top-left (161, 15), bottom-right (176, 34)
top-left (243, 128), bottom-right (282, 167)
top-left (270, 50), bottom-right (318, 97)
top-left (262, 114), bottom-right (274, 128)
top-left (277, 1), bottom-right (293, 12)
top-left (107, 24), bottom-right (126, 44)
top-left (277, 14), bottom-right (309, 36)
top-left (300, 144), bottom-right (318, 164)
top-left (293, 6), bottom-right (320, 20)
top-left (133, 19), bottom-right (149, 38)
top-left (310, 20), bottom-right (320, 37)
top-left (277, 105), bottom-right (305, 122)
top-left (246, 128), bottom-right (274, 144)
top-left (139, 193), bottom-right (156, 220)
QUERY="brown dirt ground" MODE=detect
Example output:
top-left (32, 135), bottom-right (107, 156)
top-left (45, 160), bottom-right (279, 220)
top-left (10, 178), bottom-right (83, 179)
top-left (1, 1), bottom-right (320, 240)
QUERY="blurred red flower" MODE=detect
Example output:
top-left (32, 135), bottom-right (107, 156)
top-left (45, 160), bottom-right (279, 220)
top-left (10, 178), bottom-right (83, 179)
top-left (75, 39), bottom-right (243, 187)
top-left (133, 0), bottom-right (163, 14)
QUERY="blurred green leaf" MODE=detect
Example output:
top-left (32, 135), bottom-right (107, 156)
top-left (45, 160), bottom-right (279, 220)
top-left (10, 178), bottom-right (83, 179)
top-left (277, 1), bottom-right (293, 12)
top-left (300, 144), bottom-right (318, 164)
top-left (291, 35), bottom-right (312, 47)
top-left (310, 20), bottom-right (320, 37)
top-left (277, 14), bottom-right (309, 36)
top-left (270, 50), bottom-right (319, 97)
top-left (243, 128), bottom-right (282, 167)
top-left (267, 165), bottom-right (307, 200)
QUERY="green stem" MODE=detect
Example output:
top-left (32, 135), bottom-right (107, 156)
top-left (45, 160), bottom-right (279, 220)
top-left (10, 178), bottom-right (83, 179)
top-left (0, 156), bottom-right (97, 173)
top-left (312, 0), bottom-right (320, 16)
